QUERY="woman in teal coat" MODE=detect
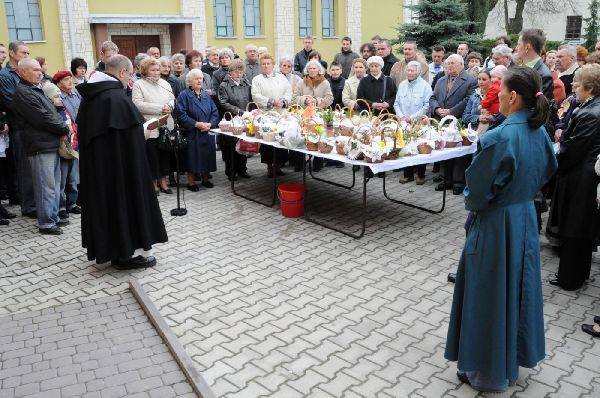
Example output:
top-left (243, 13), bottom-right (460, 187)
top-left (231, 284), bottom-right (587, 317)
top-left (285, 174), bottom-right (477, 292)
top-left (445, 67), bottom-right (557, 393)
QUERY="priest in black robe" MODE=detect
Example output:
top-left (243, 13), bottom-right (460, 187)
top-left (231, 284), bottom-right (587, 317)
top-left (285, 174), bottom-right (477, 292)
top-left (76, 55), bottom-right (167, 268)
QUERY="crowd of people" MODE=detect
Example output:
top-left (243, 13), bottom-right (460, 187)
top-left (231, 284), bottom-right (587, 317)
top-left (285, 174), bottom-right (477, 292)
top-left (1, 27), bottom-right (600, 393)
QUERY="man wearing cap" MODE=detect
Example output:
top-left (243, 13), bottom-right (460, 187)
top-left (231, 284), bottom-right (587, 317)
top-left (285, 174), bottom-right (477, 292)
top-left (53, 70), bottom-right (81, 217)
top-left (12, 59), bottom-right (70, 235)
top-left (356, 56), bottom-right (397, 116)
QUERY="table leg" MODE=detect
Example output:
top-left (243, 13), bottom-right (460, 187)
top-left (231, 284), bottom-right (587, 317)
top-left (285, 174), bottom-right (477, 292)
top-left (381, 172), bottom-right (446, 214)
top-left (307, 155), bottom-right (356, 189)
top-left (303, 166), bottom-right (367, 239)
top-left (230, 142), bottom-right (277, 208)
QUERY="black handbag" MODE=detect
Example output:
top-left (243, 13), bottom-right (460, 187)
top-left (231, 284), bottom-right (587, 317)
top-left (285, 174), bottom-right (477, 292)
top-left (157, 126), bottom-right (173, 151)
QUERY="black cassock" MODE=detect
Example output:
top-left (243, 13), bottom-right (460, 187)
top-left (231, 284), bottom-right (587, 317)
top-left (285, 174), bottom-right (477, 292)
top-left (76, 79), bottom-right (168, 264)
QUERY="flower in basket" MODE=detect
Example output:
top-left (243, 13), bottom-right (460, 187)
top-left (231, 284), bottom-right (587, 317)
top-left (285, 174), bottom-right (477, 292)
top-left (361, 141), bottom-right (389, 163)
top-left (438, 115), bottom-right (462, 145)
top-left (346, 138), bottom-right (362, 160)
top-left (339, 118), bottom-right (354, 136)
top-left (335, 135), bottom-right (351, 155)
top-left (353, 125), bottom-right (372, 145)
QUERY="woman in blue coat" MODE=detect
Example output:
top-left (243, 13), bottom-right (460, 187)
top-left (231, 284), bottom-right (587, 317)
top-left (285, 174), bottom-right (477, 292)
top-left (445, 67), bottom-right (557, 393)
top-left (176, 69), bottom-right (219, 191)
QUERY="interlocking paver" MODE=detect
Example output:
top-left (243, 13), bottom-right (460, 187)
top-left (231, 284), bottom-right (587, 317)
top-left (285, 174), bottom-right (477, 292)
top-left (1, 160), bottom-right (600, 397)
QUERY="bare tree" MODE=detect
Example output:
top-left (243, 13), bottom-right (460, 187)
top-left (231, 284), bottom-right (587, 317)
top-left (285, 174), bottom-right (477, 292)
top-left (486, 0), bottom-right (577, 34)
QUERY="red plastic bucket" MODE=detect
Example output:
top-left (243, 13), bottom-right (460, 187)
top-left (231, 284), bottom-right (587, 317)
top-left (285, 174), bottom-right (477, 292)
top-left (278, 183), bottom-right (304, 218)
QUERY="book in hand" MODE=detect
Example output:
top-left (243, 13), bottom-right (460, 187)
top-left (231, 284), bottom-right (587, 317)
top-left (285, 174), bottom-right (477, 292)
top-left (143, 114), bottom-right (169, 140)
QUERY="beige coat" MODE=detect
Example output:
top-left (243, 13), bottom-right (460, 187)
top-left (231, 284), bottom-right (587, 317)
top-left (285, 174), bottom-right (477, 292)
top-left (292, 77), bottom-right (334, 109)
top-left (389, 56), bottom-right (430, 87)
top-left (251, 72), bottom-right (292, 111)
top-left (132, 78), bottom-right (175, 138)
top-left (342, 75), bottom-right (362, 108)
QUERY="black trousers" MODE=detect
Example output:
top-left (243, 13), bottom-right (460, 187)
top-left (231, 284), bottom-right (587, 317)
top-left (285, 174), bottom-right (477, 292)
top-left (220, 136), bottom-right (247, 176)
top-left (146, 138), bottom-right (171, 179)
top-left (557, 238), bottom-right (593, 290)
top-left (260, 146), bottom-right (288, 167)
top-left (443, 155), bottom-right (472, 187)
top-left (403, 165), bottom-right (426, 179)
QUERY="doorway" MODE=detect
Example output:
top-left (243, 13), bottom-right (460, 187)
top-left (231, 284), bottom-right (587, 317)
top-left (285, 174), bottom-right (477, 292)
top-left (111, 35), bottom-right (161, 60)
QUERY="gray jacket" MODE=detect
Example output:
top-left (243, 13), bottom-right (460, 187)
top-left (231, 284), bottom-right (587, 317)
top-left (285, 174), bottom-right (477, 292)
top-left (217, 75), bottom-right (254, 115)
top-left (429, 69), bottom-right (478, 118)
top-left (333, 50), bottom-right (360, 79)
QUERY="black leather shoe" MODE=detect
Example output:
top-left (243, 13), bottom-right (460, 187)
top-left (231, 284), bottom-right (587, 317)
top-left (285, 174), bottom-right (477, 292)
top-left (57, 219), bottom-right (70, 226)
top-left (593, 315), bottom-right (600, 325)
top-left (160, 187), bottom-right (173, 194)
top-left (39, 226), bottom-right (63, 235)
top-left (23, 211), bottom-right (37, 219)
top-left (435, 183), bottom-right (452, 191)
top-left (453, 186), bottom-right (465, 195)
top-left (457, 371), bottom-right (470, 385)
top-left (112, 255), bottom-right (156, 269)
top-left (238, 172), bottom-right (251, 179)
top-left (448, 273), bottom-right (456, 283)
top-left (68, 205), bottom-right (82, 214)
top-left (0, 219), bottom-right (9, 226)
top-left (433, 176), bottom-right (443, 183)
top-left (201, 181), bottom-right (214, 188)
top-left (548, 279), bottom-right (580, 291)
top-left (582, 324), bottom-right (600, 338)
top-left (58, 210), bottom-right (69, 219)
top-left (0, 208), bottom-right (16, 219)
top-left (187, 184), bottom-right (200, 192)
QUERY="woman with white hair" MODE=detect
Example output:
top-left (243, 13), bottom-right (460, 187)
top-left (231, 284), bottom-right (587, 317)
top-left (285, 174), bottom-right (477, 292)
top-left (292, 60), bottom-right (334, 108)
top-left (202, 48), bottom-right (220, 77)
top-left (171, 53), bottom-right (186, 78)
top-left (158, 56), bottom-right (180, 98)
top-left (394, 60), bottom-right (432, 185)
top-left (211, 48), bottom-right (234, 92)
top-left (176, 69), bottom-right (219, 191)
top-left (356, 56), bottom-right (397, 116)
top-left (278, 55), bottom-right (302, 93)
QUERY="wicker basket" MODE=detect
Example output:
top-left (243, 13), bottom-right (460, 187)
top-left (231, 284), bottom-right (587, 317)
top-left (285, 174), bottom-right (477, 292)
top-left (262, 131), bottom-right (276, 142)
top-left (462, 136), bottom-right (474, 146)
top-left (364, 155), bottom-right (384, 163)
top-left (306, 141), bottom-right (319, 151)
top-left (335, 142), bottom-right (348, 155)
top-left (318, 141), bottom-right (333, 154)
top-left (445, 141), bottom-right (460, 148)
top-left (232, 125), bottom-right (245, 136)
top-left (417, 143), bottom-right (433, 154)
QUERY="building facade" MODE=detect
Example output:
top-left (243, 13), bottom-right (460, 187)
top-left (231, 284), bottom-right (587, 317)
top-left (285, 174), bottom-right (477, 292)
top-left (484, 0), bottom-right (592, 43)
top-left (0, 0), bottom-right (404, 73)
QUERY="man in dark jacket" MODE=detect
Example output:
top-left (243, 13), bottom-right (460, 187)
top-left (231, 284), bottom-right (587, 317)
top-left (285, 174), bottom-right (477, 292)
top-left (77, 55), bottom-right (167, 268)
top-left (294, 36), bottom-right (314, 73)
top-left (356, 56), bottom-right (397, 116)
top-left (12, 59), bottom-right (70, 235)
top-left (0, 40), bottom-right (34, 212)
top-left (333, 37), bottom-right (360, 79)
top-left (327, 62), bottom-right (346, 110)
top-left (429, 54), bottom-right (478, 195)
top-left (376, 40), bottom-right (399, 76)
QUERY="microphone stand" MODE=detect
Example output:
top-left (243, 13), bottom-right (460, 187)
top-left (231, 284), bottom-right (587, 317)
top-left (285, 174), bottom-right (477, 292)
top-left (170, 121), bottom-right (187, 216)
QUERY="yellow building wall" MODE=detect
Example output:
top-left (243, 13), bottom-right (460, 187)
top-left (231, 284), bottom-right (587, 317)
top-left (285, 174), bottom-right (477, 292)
top-left (88, 0), bottom-right (181, 15)
top-left (205, 0), bottom-right (275, 55)
top-left (362, 0), bottom-right (404, 51)
top-left (294, 0), bottom-right (347, 64)
top-left (0, 0), bottom-right (66, 72)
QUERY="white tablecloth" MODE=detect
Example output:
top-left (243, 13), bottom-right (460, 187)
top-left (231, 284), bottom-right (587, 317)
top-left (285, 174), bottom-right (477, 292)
top-left (212, 129), bottom-right (478, 173)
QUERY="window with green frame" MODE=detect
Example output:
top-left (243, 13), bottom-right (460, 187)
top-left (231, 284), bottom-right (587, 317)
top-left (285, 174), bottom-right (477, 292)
top-left (244, 0), bottom-right (262, 36)
top-left (214, 0), bottom-right (234, 37)
top-left (5, 0), bottom-right (44, 42)
top-left (321, 0), bottom-right (335, 37)
top-left (298, 0), bottom-right (313, 37)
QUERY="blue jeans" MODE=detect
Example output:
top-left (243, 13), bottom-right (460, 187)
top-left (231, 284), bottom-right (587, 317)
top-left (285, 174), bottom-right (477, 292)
top-left (29, 151), bottom-right (61, 229)
top-left (60, 158), bottom-right (79, 211)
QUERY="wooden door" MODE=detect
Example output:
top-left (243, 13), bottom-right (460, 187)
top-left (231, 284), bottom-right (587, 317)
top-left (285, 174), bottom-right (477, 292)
top-left (110, 35), bottom-right (161, 61)
top-left (111, 36), bottom-right (136, 60)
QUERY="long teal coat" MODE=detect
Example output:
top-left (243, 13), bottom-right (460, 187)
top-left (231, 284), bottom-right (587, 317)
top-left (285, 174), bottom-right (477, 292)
top-left (445, 110), bottom-right (557, 386)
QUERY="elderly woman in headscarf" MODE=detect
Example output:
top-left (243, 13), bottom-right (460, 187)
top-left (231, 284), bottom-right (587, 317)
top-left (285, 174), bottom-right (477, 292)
top-left (251, 53), bottom-right (292, 177)
top-left (278, 55), bottom-right (302, 93)
top-left (394, 60), bottom-right (433, 185)
top-left (176, 69), bottom-right (219, 191)
top-left (218, 58), bottom-right (254, 180)
top-left (356, 56), bottom-right (397, 116)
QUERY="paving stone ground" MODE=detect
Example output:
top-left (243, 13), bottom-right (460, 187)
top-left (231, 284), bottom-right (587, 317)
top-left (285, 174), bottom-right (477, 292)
top-left (0, 291), bottom-right (197, 398)
top-left (1, 155), bottom-right (600, 398)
